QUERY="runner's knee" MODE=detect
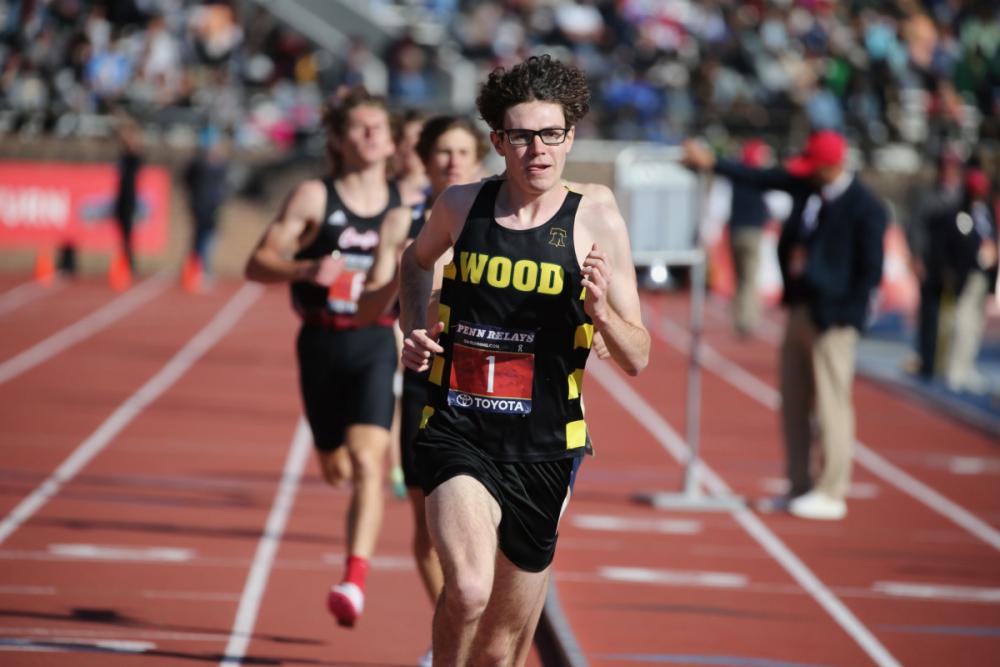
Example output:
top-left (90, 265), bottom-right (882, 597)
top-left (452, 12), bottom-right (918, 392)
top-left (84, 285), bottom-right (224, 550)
top-left (318, 448), bottom-right (352, 487)
top-left (443, 571), bottom-right (491, 622)
top-left (349, 445), bottom-right (383, 483)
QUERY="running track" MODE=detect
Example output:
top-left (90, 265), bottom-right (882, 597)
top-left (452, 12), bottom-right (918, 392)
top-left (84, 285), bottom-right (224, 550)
top-left (0, 275), bottom-right (996, 666)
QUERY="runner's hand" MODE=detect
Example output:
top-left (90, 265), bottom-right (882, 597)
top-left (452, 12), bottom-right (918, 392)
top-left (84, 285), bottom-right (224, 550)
top-left (582, 243), bottom-right (611, 323)
top-left (402, 321), bottom-right (445, 372)
top-left (309, 252), bottom-right (345, 287)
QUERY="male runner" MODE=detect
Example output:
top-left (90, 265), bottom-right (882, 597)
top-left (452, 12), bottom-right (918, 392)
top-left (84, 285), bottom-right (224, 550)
top-left (399, 55), bottom-right (650, 664)
top-left (245, 86), bottom-right (398, 627)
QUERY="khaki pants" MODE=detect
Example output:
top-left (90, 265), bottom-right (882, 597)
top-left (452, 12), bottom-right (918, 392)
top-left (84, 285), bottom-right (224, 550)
top-left (946, 271), bottom-right (989, 392)
top-left (729, 227), bottom-right (763, 334)
top-left (780, 305), bottom-right (859, 500)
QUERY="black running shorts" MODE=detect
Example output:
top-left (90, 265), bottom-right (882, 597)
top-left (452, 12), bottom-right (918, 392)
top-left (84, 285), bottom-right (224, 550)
top-left (296, 324), bottom-right (396, 451)
top-left (416, 434), bottom-right (581, 572)
top-left (400, 367), bottom-right (430, 488)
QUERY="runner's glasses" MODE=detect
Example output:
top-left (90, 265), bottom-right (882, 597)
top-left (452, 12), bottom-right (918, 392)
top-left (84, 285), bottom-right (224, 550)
top-left (497, 127), bottom-right (570, 146)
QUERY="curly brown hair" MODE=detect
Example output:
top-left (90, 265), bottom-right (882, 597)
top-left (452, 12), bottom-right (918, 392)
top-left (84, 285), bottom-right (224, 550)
top-left (415, 116), bottom-right (489, 165)
top-left (475, 55), bottom-right (591, 131)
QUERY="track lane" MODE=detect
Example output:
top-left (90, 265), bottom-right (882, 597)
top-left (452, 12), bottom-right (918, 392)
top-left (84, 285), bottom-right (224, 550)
top-left (648, 293), bottom-right (999, 541)
top-left (614, 293), bottom-right (1000, 665)
top-left (0, 281), bottom-right (535, 665)
top-left (0, 282), bottom-right (283, 664)
top-left (0, 279), bottom-right (66, 318)
top-left (1, 279), bottom-right (995, 665)
top-left (0, 275), bottom-right (172, 386)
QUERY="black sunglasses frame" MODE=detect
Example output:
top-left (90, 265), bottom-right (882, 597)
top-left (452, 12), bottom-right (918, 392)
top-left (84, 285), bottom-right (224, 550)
top-left (495, 127), bottom-right (571, 146)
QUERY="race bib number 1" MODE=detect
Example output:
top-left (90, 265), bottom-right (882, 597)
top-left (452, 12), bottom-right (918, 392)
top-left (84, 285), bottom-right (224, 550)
top-left (448, 321), bottom-right (535, 415)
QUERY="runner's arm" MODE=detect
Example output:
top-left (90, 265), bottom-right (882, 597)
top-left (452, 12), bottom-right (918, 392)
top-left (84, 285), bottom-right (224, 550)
top-left (354, 206), bottom-right (412, 326)
top-left (582, 205), bottom-right (650, 376)
top-left (244, 180), bottom-right (343, 285)
top-left (399, 186), bottom-right (471, 371)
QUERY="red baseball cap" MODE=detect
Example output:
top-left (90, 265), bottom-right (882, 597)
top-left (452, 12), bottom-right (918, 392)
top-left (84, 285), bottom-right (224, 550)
top-left (785, 130), bottom-right (847, 177)
top-left (965, 168), bottom-right (990, 198)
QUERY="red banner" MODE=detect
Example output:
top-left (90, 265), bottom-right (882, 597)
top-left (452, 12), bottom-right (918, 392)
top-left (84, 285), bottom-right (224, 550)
top-left (0, 161), bottom-right (170, 253)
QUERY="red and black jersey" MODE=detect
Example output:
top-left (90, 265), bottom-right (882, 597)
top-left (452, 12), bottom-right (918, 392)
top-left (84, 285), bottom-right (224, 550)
top-left (291, 178), bottom-right (401, 329)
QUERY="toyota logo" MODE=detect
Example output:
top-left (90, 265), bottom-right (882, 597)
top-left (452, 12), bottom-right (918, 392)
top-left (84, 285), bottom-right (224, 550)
top-left (455, 393), bottom-right (473, 408)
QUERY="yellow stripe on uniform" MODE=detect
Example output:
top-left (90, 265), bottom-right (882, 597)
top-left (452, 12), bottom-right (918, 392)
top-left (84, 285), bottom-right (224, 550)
top-left (438, 303), bottom-right (451, 331)
top-left (566, 420), bottom-right (587, 450)
top-left (442, 262), bottom-right (457, 280)
top-left (429, 355), bottom-right (444, 386)
top-left (567, 368), bottom-right (585, 399)
top-left (574, 323), bottom-right (594, 350)
top-left (579, 286), bottom-right (587, 301)
top-left (419, 405), bottom-right (435, 429)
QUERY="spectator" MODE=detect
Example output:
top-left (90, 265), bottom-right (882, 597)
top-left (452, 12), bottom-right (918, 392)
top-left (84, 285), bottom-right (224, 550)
top-left (684, 130), bottom-right (888, 521)
top-left (113, 115), bottom-right (143, 274)
top-left (943, 168), bottom-right (998, 393)
top-left (906, 148), bottom-right (964, 379)
top-left (728, 138), bottom-right (774, 338)
top-left (387, 33), bottom-right (434, 107)
top-left (183, 125), bottom-right (230, 291)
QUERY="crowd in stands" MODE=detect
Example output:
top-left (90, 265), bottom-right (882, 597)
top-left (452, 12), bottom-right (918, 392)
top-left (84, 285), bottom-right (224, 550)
top-left (2, 0), bottom-right (998, 165)
top-left (410, 0), bottom-right (999, 160)
top-left (1, 0), bottom-right (331, 151)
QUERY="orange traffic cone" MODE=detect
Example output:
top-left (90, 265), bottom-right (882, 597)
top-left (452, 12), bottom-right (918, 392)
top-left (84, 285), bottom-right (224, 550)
top-left (33, 247), bottom-right (56, 286)
top-left (181, 255), bottom-right (203, 294)
top-left (108, 250), bottom-right (132, 292)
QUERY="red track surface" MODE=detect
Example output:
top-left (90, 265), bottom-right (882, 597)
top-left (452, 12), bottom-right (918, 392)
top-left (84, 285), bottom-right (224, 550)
top-left (0, 277), bottom-right (996, 666)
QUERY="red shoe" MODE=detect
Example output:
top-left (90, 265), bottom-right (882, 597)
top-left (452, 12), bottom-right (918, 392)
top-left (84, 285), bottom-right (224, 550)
top-left (327, 582), bottom-right (364, 627)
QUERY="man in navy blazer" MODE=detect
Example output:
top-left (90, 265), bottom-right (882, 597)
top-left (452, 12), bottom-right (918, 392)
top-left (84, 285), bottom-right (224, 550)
top-left (685, 131), bottom-right (888, 520)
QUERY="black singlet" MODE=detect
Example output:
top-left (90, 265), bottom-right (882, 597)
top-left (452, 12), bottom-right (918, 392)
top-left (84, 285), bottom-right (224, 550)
top-left (419, 179), bottom-right (594, 462)
top-left (290, 178), bottom-right (401, 329)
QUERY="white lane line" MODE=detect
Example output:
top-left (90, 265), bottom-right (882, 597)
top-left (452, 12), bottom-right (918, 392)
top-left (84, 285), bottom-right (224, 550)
top-left (0, 273), bottom-right (171, 385)
top-left (558, 570), bottom-right (1000, 606)
top-left (48, 544), bottom-right (194, 562)
top-left (0, 586), bottom-right (54, 595)
top-left (589, 359), bottom-right (902, 667)
top-left (0, 627), bottom-right (230, 643)
top-left (572, 514), bottom-right (702, 535)
top-left (221, 418), bottom-right (311, 667)
top-left (872, 582), bottom-right (1000, 603)
top-left (0, 284), bottom-right (263, 546)
top-left (0, 280), bottom-right (65, 317)
top-left (600, 566), bottom-right (747, 589)
top-left (655, 312), bottom-right (1000, 552)
top-left (0, 547), bottom-right (406, 574)
top-left (142, 590), bottom-right (240, 602)
top-left (946, 456), bottom-right (998, 476)
top-left (0, 638), bottom-right (155, 654)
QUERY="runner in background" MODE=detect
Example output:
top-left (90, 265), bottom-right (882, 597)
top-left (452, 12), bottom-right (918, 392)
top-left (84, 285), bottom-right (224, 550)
top-left (244, 86), bottom-right (399, 629)
top-left (386, 109), bottom-right (430, 499)
top-left (392, 108), bottom-right (431, 207)
top-left (357, 113), bottom-right (488, 667)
